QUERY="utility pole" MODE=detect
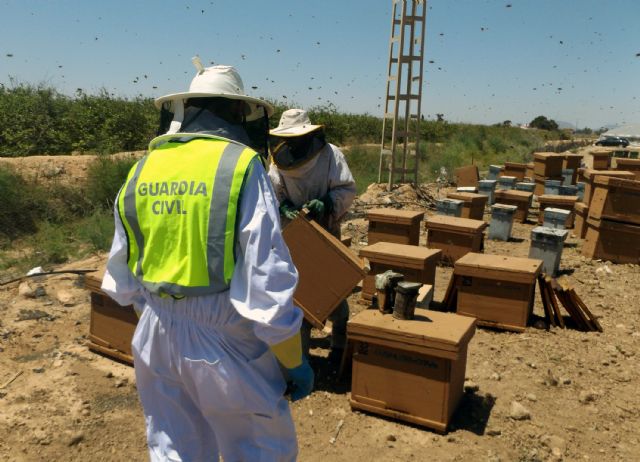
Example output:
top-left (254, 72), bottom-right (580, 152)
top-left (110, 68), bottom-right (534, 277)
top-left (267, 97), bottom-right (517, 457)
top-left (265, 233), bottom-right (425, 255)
top-left (378, 0), bottom-right (427, 188)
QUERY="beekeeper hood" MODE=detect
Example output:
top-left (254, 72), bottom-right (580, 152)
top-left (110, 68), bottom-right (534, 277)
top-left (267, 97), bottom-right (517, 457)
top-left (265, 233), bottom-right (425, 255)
top-left (270, 109), bottom-right (326, 170)
top-left (155, 57), bottom-right (274, 135)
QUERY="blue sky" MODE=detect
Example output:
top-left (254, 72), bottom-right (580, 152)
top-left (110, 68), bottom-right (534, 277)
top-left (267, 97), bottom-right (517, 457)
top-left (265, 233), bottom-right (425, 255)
top-left (1, 0), bottom-right (638, 129)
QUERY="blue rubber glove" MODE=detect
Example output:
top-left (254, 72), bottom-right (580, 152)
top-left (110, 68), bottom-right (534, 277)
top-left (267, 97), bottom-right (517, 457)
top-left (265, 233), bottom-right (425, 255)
top-left (287, 356), bottom-right (315, 402)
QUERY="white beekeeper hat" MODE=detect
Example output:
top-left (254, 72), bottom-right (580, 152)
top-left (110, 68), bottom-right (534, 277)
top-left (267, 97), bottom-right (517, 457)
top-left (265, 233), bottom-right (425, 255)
top-left (269, 108), bottom-right (322, 137)
top-left (155, 57), bottom-right (274, 133)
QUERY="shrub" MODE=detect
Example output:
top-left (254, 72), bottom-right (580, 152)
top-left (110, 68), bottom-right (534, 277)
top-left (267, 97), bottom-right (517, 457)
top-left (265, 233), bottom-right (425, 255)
top-left (85, 155), bottom-right (138, 210)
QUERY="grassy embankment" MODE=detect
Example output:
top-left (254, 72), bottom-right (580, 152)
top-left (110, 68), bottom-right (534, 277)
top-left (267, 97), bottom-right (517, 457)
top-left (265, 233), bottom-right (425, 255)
top-left (0, 83), bottom-right (562, 273)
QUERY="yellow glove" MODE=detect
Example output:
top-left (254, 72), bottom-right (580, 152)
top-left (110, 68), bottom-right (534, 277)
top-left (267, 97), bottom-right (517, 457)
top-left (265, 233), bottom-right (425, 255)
top-left (270, 332), bottom-right (303, 369)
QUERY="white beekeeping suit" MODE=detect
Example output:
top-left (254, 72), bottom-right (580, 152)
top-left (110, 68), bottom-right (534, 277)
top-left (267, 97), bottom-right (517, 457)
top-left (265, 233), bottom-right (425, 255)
top-left (268, 108), bottom-right (357, 356)
top-left (101, 63), bottom-right (312, 462)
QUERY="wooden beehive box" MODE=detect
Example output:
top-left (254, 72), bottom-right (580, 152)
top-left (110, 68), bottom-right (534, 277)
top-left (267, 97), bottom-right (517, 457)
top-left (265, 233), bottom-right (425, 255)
top-left (533, 152), bottom-right (564, 177)
top-left (348, 309), bottom-right (476, 433)
top-left (582, 169), bottom-right (635, 206)
top-left (494, 189), bottom-right (533, 223)
top-left (537, 195), bottom-right (578, 227)
top-left (283, 214), bottom-right (366, 328)
top-left (589, 177), bottom-right (640, 226)
top-left (503, 162), bottom-right (527, 181)
top-left (85, 270), bottom-right (137, 365)
top-left (574, 202), bottom-right (589, 239)
top-left (590, 150), bottom-right (612, 170)
top-left (358, 242), bottom-right (441, 301)
top-left (446, 192), bottom-right (488, 220)
top-left (367, 208), bottom-right (425, 246)
top-left (453, 253), bottom-right (542, 332)
top-left (614, 158), bottom-right (640, 180)
top-left (525, 162), bottom-right (534, 180)
top-left (454, 165), bottom-right (480, 187)
top-left (425, 216), bottom-right (488, 265)
top-left (582, 217), bottom-right (640, 264)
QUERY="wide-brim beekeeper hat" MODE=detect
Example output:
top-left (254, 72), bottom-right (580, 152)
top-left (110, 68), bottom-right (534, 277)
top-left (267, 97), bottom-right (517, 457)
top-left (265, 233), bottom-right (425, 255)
top-left (155, 57), bottom-right (274, 133)
top-left (269, 109), bottom-right (322, 137)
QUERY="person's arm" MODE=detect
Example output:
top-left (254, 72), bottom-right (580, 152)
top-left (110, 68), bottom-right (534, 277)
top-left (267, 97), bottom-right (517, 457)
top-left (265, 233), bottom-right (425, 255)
top-left (326, 144), bottom-right (357, 221)
top-left (229, 158), bottom-right (303, 346)
top-left (101, 189), bottom-right (146, 313)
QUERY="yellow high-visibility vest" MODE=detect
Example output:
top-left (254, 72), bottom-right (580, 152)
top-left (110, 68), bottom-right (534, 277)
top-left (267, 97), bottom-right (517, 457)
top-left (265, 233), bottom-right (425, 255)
top-left (118, 135), bottom-right (257, 297)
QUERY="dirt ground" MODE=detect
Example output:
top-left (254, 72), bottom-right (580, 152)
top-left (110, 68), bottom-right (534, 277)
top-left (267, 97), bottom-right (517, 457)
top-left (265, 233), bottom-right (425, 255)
top-left (1, 151), bottom-right (639, 461)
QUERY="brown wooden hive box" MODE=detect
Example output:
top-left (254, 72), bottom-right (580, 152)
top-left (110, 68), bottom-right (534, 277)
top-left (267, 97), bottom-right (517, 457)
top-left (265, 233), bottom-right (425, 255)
top-left (446, 192), bottom-right (488, 220)
top-left (453, 253), bottom-right (543, 332)
top-left (367, 208), bottom-right (425, 246)
top-left (503, 162), bottom-right (528, 181)
top-left (574, 202), bottom-right (589, 239)
top-left (348, 309), bottom-right (476, 433)
top-left (582, 217), bottom-right (640, 264)
top-left (454, 165), bottom-right (480, 187)
top-left (533, 152), bottom-right (564, 177)
top-left (525, 162), bottom-right (534, 179)
top-left (614, 158), bottom-right (640, 180)
top-left (582, 169), bottom-right (635, 206)
top-left (537, 195), bottom-right (579, 227)
top-left (359, 242), bottom-right (441, 301)
top-left (589, 177), bottom-right (640, 226)
top-left (494, 189), bottom-right (533, 223)
top-left (590, 150), bottom-right (612, 170)
top-left (283, 214), bottom-right (366, 328)
top-left (85, 270), bottom-right (137, 365)
top-left (425, 216), bottom-right (488, 265)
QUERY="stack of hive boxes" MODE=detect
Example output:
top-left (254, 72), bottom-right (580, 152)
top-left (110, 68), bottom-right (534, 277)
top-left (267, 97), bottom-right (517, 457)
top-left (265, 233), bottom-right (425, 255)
top-left (533, 152), bottom-right (564, 196)
top-left (573, 169), bottom-right (635, 238)
top-left (582, 177), bottom-right (640, 263)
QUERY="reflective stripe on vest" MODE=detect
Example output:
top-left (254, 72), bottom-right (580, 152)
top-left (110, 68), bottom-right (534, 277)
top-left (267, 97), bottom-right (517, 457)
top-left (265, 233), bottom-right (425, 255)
top-left (118, 137), bottom-right (257, 297)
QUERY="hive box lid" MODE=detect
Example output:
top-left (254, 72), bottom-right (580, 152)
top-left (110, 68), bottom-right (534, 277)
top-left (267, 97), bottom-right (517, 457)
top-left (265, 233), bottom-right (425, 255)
top-left (564, 153), bottom-right (584, 160)
top-left (283, 214), bottom-right (366, 328)
top-left (348, 308), bottom-right (476, 358)
top-left (534, 152), bottom-right (563, 161)
top-left (583, 169), bottom-right (634, 181)
top-left (590, 150), bottom-right (613, 157)
top-left (367, 208), bottom-right (425, 225)
top-left (447, 192), bottom-right (488, 203)
top-left (85, 267), bottom-right (106, 294)
top-left (538, 194), bottom-right (579, 205)
top-left (425, 215), bottom-right (488, 233)
top-left (455, 253), bottom-right (542, 283)
top-left (359, 242), bottom-right (442, 269)
top-left (592, 176), bottom-right (640, 190)
top-left (495, 189), bottom-right (533, 201)
top-left (504, 162), bottom-right (527, 169)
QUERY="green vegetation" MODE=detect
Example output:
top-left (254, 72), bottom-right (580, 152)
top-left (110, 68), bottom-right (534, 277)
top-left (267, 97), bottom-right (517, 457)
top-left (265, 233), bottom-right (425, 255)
top-left (0, 81), bottom-right (156, 156)
top-left (0, 157), bottom-right (135, 274)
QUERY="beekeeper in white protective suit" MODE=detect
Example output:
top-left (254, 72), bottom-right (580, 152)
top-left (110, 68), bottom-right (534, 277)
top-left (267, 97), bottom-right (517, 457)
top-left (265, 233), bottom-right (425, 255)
top-left (268, 109), bottom-right (357, 359)
top-left (101, 57), bottom-right (313, 462)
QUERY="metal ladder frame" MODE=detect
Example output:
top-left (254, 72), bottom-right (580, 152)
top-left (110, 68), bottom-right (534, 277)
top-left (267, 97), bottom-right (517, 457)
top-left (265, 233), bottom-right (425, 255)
top-left (378, 0), bottom-right (427, 188)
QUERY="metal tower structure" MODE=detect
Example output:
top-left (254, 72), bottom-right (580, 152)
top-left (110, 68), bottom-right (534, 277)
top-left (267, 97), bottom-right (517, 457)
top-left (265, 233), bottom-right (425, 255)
top-left (378, 0), bottom-right (427, 187)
